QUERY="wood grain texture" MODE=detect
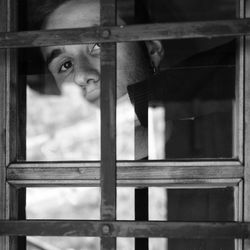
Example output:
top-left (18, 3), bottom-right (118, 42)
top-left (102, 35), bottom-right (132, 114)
top-left (7, 162), bottom-right (243, 187)
top-left (244, 3), bottom-right (250, 250)
top-left (100, 0), bottom-right (117, 219)
top-left (1, 19), bottom-right (250, 48)
top-left (6, 0), bottom-right (27, 249)
top-left (100, 0), bottom-right (116, 249)
top-left (0, 0), bottom-right (8, 249)
top-left (0, 220), bottom-right (249, 238)
top-left (100, 43), bottom-right (117, 220)
top-left (0, 28), bottom-right (8, 250)
top-left (234, 37), bottom-right (244, 161)
top-left (234, 3), bottom-right (245, 250)
top-left (7, 179), bottom-right (242, 188)
top-left (0, 5), bottom-right (7, 220)
top-left (8, 186), bottom-right (26, 250)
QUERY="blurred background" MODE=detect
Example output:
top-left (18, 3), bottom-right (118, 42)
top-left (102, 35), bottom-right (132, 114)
top-left (26, 83), bottom-right (167, 250)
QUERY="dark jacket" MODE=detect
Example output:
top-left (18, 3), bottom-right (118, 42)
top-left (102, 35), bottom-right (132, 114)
top-left (127, 41), bottom-right (235, 158)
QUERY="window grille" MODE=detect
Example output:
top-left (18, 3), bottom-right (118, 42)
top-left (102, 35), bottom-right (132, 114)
top-left (0, 0), bottom-right (250, 250)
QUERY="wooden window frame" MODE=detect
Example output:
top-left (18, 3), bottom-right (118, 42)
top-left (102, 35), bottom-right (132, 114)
top-left (1, 0), bottom-right (250, 249)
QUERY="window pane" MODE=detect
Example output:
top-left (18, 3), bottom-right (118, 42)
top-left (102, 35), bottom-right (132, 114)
top-left (19, 0), bottom-right (102, 31)
top-left (168, 188), bottom-right (234, 250)
top-left (118, 187), bottom-right (235, 249)
top-left (117, 188), bottom-right (134, 220)
top-left (158, 37), bottom-right (235, 159)
top-left (168, 188), bottom-right (234, 221)
top-left (149, 188), bottom-right (167, 220)
top-left (26, 187), bottom-right (135, 220)
top-left (17, 0), bottom-right (239, 161)
top-left (19, 0), bottom-right (103, 161)
top-left (117, 38), bottom-right (236, 160)
top-left (27, 237), bottom-right (100, 250)
top-left (149, 238), bottom-right (167, 250)
top-left (117, 238), bottom-right (134, 250)
top-left (26, 188), bottom-right (101, 219)
top-left (20, 0), bottom-right (236, 30)
top-left (117, 0), bottom-right (237, 67)
top-left (26, 78), bottom-right (101, 161)
top-left (149, 237), bottom-right (233, 250)
top-left (24, 37), bottom-right (237, 161)
top-left (118, 0), bottom-right (236, 25)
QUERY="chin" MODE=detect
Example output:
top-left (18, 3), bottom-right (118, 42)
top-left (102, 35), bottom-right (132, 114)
top-left (86, 97), bottom-right (100, 108)
top-left (93, 99), bottom-right (100, 107)
top-left (85, 87), bottom-right (101, 107)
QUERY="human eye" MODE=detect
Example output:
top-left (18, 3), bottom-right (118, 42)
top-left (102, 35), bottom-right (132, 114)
top-left (58, 60), bottom-right (73, 73)
top-left (90, 43), bottom-right (101, 56)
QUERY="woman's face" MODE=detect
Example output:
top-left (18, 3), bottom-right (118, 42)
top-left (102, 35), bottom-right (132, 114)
top-left (42, 0), bottom-right (149, 106)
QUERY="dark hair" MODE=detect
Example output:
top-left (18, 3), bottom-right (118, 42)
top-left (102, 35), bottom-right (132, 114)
top-left (28, 0), bottom-right (151, 30)
top-left (22, 0), bottom-right (73, 94)
top-left (24, 0), bottom-right (152, 94)
top-left (27, 0), bottom-right (71, 30)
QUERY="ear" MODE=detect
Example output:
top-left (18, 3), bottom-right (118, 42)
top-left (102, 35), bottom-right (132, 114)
top-left (145, 40), bottom-right (165, 69)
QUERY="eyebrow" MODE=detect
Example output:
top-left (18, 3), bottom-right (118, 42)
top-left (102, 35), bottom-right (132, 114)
top-left (46, 48), bottom-right (64, 65)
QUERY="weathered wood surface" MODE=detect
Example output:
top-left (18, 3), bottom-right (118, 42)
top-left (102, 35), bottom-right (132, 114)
top-left (244, 4), bottom-right (250, 250)
top-left (5, 0), bottom-right (27, 249)
top-left (234, 37), bottom-right (244, 162)
top-left (100, 43), bottom-right (117, 219)
top-left (7, 161), bottom-right (243, 186)
top-left (0, 0), bottom-right (10, 249)
top-left (1, 19), bottom-right (250, 48)
top-left (100, 0), bottom-right (117, 249)
top-left (245, 49), bottom-right (250, 250)
top-left (0, 0), bottom-right (8, 247)
top-left (8, 160), bottom-right (241, 167)
top-left (7, 178), bottom-right (242, 188)
top-left (0, 220), bottom-right (249, 238)
top-left (0, 0), bottom-right (7, 216)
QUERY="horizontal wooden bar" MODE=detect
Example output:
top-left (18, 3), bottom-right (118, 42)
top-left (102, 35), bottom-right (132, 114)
top-left (7, 161), bottom-right (243, 187)
top-left (7, 179), bottom-right (242, 188)
top-left (9, 160), bottom-right (242, 168)
top-left (0, 220), bottom-right (249, 238)
top-left (0, 19), bottom-right (250, 48)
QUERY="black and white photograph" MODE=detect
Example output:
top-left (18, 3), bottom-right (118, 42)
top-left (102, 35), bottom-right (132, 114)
top-left (0, 0), bottom-right (248, 249)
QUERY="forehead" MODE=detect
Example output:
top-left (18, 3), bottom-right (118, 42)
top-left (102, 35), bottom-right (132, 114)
top-left (45, 0), bottom-right (100, 29)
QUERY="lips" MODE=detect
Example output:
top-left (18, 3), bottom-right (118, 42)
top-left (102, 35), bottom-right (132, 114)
top-left (85, 83), bottom-right (100, 104)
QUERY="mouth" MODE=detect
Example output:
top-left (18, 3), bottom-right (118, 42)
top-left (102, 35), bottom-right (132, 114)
top-left (83, 84), bottom-right (100, 105)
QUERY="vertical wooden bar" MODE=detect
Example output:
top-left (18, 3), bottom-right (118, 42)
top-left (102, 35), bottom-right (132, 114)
top-left (236, 2), bottom-right (244, 250)
top-left (8, 186), bottom-right (26, 250)
top-left (6, 0), bottom-right (26, 164)
top-left (244, 0), bottom-right (250, 249)
top-left (234, 0), bottom-right (245, 163)
top-left (234, 37), bottom-right (244, 162)
top-left (100, 0), bottom-right (117, 250)
top-left (6, 0), bottom-right (26, 249)
top-left (234, 181), bottom-right (243, 250)
top-left (0, 0), bottom-right (8, 248)
top-left (100, 41), bottom-right (116, 220)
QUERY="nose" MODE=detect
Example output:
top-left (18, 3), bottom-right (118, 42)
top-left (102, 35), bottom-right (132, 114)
top-left (73, 58), bottom-right (100, 87)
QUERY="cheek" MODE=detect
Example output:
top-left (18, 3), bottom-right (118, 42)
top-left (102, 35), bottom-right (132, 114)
top-left (93, 57), bottom-right (100, 69)
top-left (116, 44), bottom-right (135, 98)
top-left (116, 43), bottom-right (133, 81)
top-left (52, 72), bottom-right (73, 89)
top-left (117, 43), bottom-right (130, 70)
